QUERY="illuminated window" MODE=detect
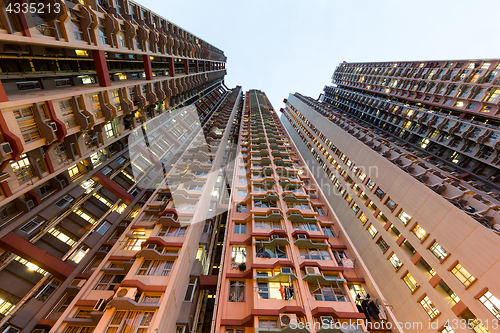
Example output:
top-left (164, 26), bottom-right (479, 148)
top-left (429, 241), bottom-right (448, 261)
top-left (90, 94), bottom-right (102, 118)
top-left (367, 224), bottom-right (377, 238)
top-left (388, 253), bottom-right (402, 270)
top-left (73, 207), bottom-right (97, 224)
top-left (231, 247), bottom-right (246, 264)
top-left (419, 295), bottom-right (440, 319)
top-left (450, 263), bottom-right (476, 287)
top-left (412, 224), bottom-right (427, 240)
top-left (397, 210), bottom-right (412, 225)
top-left (48, 227), bottom-right (76, 246)
top-left (122, 238), bottom-right (145, 251)
top-left (0, 289), bottom-right (20, 317)
top-left (478, 291), bottom-right (500, 320)
top-left (358, 213), bottom-right (368, 225)
top-left (68, 165), bottom-right (81, 178)
top-left (10, 154), bottom-right (34, 184)
top-left (402, 272), bottom-right (419, 292)
top-left (69, 246), bottom-right (89, 264)
top-left (104, 123), bottom-right (115, 139)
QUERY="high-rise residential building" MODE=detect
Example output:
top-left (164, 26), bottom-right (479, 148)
top-left (214, 90), bottom-right (395, 333)
top-left (281, 59), bottom-right (500, 333)
top-left (0, 1), bottom-right (228, 333)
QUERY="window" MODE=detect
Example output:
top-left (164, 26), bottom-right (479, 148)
top-left (374, 188), bottom-right (385, 199)
top-left (322, 226), bottom-right (336, 237)
top-left (258, 319), bottom-right (279, 328)
top-left (255, 221), bottom-right (281, 229)
top-left (0, 289), bottom-right (20, 317)
top-left (105, 311), bottom-right (154, 333)
top-left (10, 154), bottom-right (34, 184)
top-left (90, 94), bottom-right (102, 118)
top-left (104, 123), bottom-right (115, 139)
top-left (69, 245), bottom-right (89, 264)
top-left (450, 263), bottom-right (476, 287)
top-left (141, 294), bottom-right (161, 304)
top-left (237, 189), bottom-right (247, 196)
top-left (299, 248), bottom-right (331, 260)
top-left (56, 294), bottom-right (75, 313)
top-left (256, 243), bottom-right (287, 259)
top-left (397, 210), bottom-right (412, 225)
top-left (14, 107), bottom-right (41, 143)
top-left (411, 224), bottom-right (427, 240)
top-left (73, 207), bottom-right (97, 224)
top-left (309, 280), bottom-right (347, 302)
top-left (388, 253), bottom-right (402, 270)
top-left (234, 223), bottom-right (246, 234)
top-left (68, 165), bottom-right (81, 178)
top-left (402, 272), bottom-right (419, 292)
top-left (376, 238), bottom-right (389, 253)
top-left (478, 291), bottom-right (500, 320)
top-left (137, 260), bottom-right (174, 276)
top-left (235, 204), bottom-right (247, 213)
top-left (429, 241), bottom-right (448, 261)
top-left (385, 198), bottom-right (397, 212)
top-left (19, 216), bottom-right (45, 234)
top-left (359, 213), bottom-right (368, 225)
top-left (314, 206), bottom-right (326, 215)
top-left (292, 222), bottom-right (318, 231)
top-left (157, 226), bottom-right (187, 237)
top-left (231, 247), bottom-right (246, 264)
top-left (352, 203), bottom-right (360, 214)
top-left (48, 227), bottom-right (76, 246)
top-left (228, 281), bottom-right (245, 302)
top-left (184, 277), bottom-right (197, 302)
top-left (419, 295), bottom-right (440, 319)
top-left (122, 238), bottom-right (145, 250)
top-left (94, 274), bottom-right (125, 290)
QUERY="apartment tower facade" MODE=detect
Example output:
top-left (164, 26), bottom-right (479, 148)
top-left (0, 1), bottom-right (229, 332)
top-left (281, 59), bottom-right (500, 333)
top-left (214, 90), bottom-right (396, 333)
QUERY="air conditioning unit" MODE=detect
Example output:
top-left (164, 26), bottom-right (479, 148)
top-left (297, 234), bottom-right (307, 239)
top-left (320, 316), bottom-right (334, 325)
top-left (60, 179), bottom-right (67, 187)
top-left (26, 199), bottom-right (35, 209)
top-left (279, 313), bottom-right (297, 327)
top-left (1, 142), bottom-right (12, 154)
top-left (93, 298), bottom-right (106, 312)
top-left (281, 267), bottom-right (292, 274)
top-left (49, 122), bottom-right (58, 131)
top-left (115, 287), bottom-right (138, 299)
top-left (305, 266), bottom-right (320, 275)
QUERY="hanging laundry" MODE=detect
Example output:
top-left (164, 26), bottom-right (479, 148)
top-left (367, 301), bottom-right (380, 320)
top-left (279, 285), bottom-right (285, 299)
top-left (378, 305), bottom-right (387, 320)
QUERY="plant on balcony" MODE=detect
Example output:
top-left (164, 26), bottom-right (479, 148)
top-left (238, 263), bottom-right (246, 271)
